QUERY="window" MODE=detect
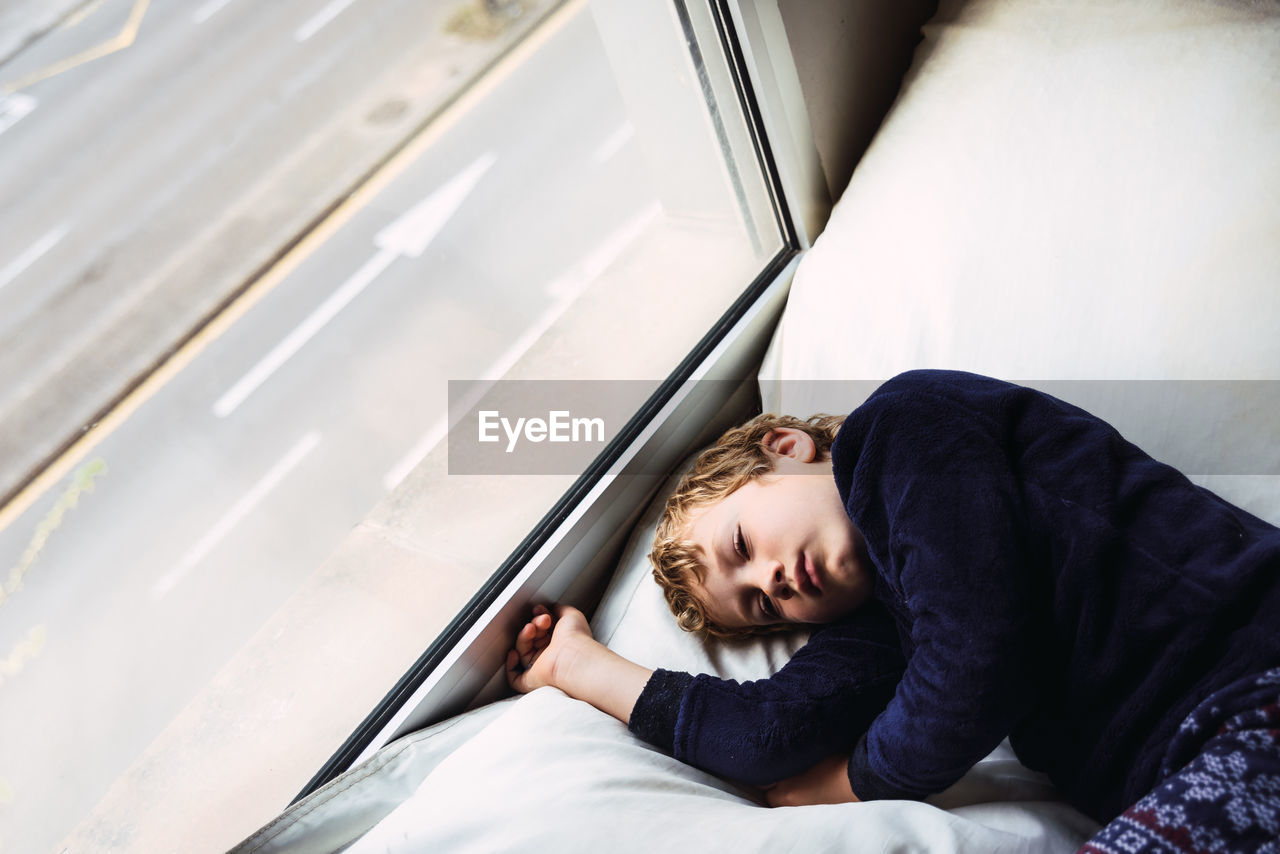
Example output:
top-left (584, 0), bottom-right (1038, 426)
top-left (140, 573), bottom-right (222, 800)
top-left (0, 0), bottom-right (804, 849)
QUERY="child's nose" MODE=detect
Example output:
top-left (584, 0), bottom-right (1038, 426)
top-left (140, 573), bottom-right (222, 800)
top-left (769, 565), bottom-right (794, 600)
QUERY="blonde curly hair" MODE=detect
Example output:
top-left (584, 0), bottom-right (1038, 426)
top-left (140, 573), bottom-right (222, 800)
top-left (649, 412), bottom-right (846, 640)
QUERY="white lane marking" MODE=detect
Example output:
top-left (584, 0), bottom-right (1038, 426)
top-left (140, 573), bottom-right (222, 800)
top-left (0, 93), bottom-right (38, 137)
top-left (212, 250), bottom-right (396, 418)
top-left (382, 418), bottom-right (447, 491)
top-left (0, 224), bottom-right (69, 292)
top-left (592, 121), bottom-right (634, 165)
top-left (544, 199), bottom-right (660, 298)
top-left (193, 0), bottom-right (235, 24)
top-left (380, 201), bottom-right (662, 490)
top-left (212, 154), bottom-right (496, 418)
top-left (151, 431), bottom-right (322, 599)
top-left (295, 0), bottom-right (358, 42)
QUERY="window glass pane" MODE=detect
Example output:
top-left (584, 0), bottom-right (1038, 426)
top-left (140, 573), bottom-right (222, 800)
top-left (0, 0), bottom-right (786, 849)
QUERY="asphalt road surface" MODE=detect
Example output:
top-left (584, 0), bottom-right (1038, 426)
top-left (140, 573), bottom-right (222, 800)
top-left (0, 2), bottom-right (660, 850)
top-left (0, 0), bottom-right (550, 504)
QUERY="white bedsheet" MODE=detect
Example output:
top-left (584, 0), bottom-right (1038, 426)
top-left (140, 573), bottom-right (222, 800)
top-left (348, 689), bottom-right (1096, 854)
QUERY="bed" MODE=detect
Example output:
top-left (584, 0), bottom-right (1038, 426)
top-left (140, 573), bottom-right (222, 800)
top-left (232, 0), bottom-right (1280, 850)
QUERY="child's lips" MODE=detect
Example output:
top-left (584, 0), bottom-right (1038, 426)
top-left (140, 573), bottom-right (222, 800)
top-left (798, 553), bottom-right (822, 595)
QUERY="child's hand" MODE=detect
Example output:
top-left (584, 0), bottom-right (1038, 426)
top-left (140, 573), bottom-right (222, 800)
top-left (505, 604), bottom-right (594, 694)
top-left (763, 754), bottom-right (860, 807)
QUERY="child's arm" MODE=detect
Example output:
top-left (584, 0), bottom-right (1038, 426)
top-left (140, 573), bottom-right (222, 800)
top-left (507, 603), bottom-right (903, 797)
top-left (627, 608), bottom-right (904, 789)
top-left (505, 604), bottom-right (652, 725)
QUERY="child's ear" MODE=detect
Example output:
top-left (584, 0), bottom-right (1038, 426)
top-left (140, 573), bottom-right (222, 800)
top-left (760, 428), bottom-right (817, 462)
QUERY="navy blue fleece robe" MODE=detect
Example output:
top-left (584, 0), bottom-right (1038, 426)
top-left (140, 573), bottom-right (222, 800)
top-left (629, 371), bottom-right (1280, 823)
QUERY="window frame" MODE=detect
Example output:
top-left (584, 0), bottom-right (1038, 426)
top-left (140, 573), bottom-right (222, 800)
top-left (296, 0), bottom-right (828, 801)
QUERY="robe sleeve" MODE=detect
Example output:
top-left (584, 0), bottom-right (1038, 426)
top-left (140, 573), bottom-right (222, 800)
top-left (628, 608), bottom-right (904, 786)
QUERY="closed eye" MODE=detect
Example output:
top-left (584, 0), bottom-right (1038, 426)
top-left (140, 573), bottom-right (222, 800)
top-left (759, 593), bottom-right (778, 621)
top-left (733, 524), bottom-right (749, 561)
top-left (734, 525), bottom-right (774, 622)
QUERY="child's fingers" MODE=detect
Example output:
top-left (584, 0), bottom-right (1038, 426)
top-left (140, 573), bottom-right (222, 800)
top-left (509, 606), bottom-right (558, 686)
top-left (514, 621), bottom-right (538, 661)
top-left (505, 649), bottom-right (524, 690)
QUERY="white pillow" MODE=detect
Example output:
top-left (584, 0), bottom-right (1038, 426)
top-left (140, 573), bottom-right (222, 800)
top-left (760, 0), bottom-right (1280, 524)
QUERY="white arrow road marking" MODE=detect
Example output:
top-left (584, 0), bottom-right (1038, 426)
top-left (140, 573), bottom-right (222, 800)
top-left (0, 224), bottom-right (69, 292)
top-left (295, 0), bottom-right (358, 42)
top-left (212, 153), bottom-right (497, 418)
top-left (374, 153), bottom-right (497, 257)
top-left (151, 431), bottom-right (322, 599)
top-left (380, 200), bottom-right (662, 490)
top-left (0, 93), bottom-right (37, 137)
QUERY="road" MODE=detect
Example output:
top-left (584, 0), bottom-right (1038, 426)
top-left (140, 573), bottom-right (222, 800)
top-left (0, 0), bottom-right (552, 505)
top-left (0, 2), bottom-right (661, 850)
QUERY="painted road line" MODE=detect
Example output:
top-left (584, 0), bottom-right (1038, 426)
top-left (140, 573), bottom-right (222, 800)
top-left (592, 121), bottom-right (634, 165)
top-left (295, 0), bottom-right (358, 42)
top-left (151, 431), bottom-right (322, 599)
top-left (213, 249), bottom-right (397, 418)
top-left (382, 418), bottom-right (447, 491)
top-left (0, 225), bottom-right (69, 292)
top-left (0, 0), bottom-right (585, 534)
top-left (378, 294), bottom-right (581, 490)
top-left (64, 0), bottom-right (108, 28)
top-left (0, 625), bottom-right (46, 688)
top-left (193, 0), bottom-right (235, 24)
top-left (3, 0), bottom-right (151, 94)
top-left (380, 200), bottom-right (662, 490)
top-left (0, 93), bottom-right (37, 136)
top-left (212, 153), bottom-right (497, 418)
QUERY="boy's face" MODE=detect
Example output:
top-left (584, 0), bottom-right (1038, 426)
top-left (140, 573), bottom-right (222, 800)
top-left (685, 431), bottom-right (873, 629)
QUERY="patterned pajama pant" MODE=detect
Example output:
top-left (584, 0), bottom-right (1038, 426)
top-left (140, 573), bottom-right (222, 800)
top-left (1080, 667), bottom-right (1280, 854)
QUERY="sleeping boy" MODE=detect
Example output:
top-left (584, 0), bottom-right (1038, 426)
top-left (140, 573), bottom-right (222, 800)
top-left (506, 370), bottom-right (1280, 852)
